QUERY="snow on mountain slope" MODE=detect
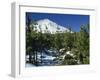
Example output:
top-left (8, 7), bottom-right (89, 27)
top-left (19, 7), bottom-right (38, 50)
top-left (31, 19), bottom-right (73, 33)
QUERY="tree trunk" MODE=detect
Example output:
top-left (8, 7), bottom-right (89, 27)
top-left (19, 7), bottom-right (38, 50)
top-left (41, 49), bottom-right (42, 64)
top-left (29, 52), bottom-right (32, 63)
top-left (79, 52), bottom-right (83, 64)
top-left (35, 51), bottom-right (38, 66)
top-left (33, 52), bottom-right (35, 64)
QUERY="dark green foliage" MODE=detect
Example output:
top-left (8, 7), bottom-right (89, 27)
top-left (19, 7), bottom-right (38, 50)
top-left (76, 24), bottom-right (89, 64)
top-left (61, 54), bottom-right (77, 65)
top-left (26, 18), bottom-right (89, 66)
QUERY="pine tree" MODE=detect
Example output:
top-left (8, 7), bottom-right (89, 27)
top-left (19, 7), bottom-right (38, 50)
top-left (76, 24), bottom-right (89, 64)
top-left (63, 27), bottom-right (74, 51)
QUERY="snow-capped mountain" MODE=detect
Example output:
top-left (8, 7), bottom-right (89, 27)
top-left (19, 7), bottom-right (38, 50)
top-left (31, 19), bottom-right (73, 33)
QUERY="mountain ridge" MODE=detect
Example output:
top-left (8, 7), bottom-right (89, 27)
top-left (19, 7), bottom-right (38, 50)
top-left (31, 18), bottom-right (73, 33)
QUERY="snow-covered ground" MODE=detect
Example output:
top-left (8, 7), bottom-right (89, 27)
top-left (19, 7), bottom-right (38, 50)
top-left (26, 51), bottom-right (57, 67)
top-left (25, 63), bottom-right (35, 67)
top-left (26, 50), bottom-right (74, 67)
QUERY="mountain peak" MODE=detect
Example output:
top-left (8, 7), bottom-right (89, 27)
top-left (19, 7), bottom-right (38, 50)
top-left (42, 18), bottom-right (51, 21)
top-left (37, 18), bottom-right (53, 24)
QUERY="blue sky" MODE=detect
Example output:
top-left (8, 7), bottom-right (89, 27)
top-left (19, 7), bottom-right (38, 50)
top-left (26, 12), bottom-right (89, 32)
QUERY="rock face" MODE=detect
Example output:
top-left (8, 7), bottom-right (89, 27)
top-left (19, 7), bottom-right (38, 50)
top-left (31, 19), bottom-right (73, 33)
